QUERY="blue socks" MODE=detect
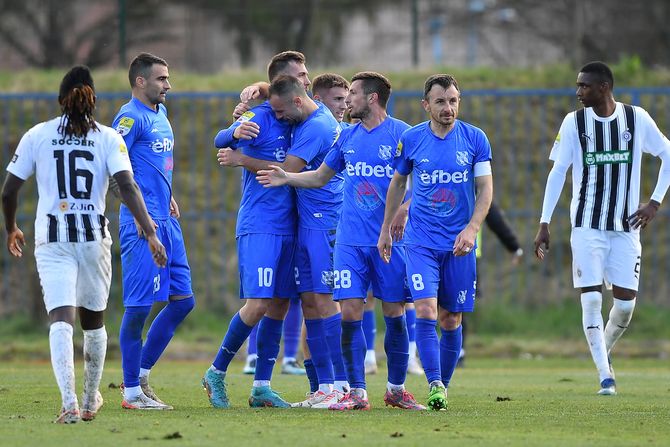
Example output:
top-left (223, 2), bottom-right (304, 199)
top-left (304, 359), bottom-right (319, 393)
top-left (255, 316), bottom-right (283, 381)
top-left (283, 297), bottom-right (302, 360)
top-left (247, 323), bottom-right (258, 356)
top-left (362, 309), bottom-right (376, 350)
top-left (384, 315), bottom-right (409, 386)
top-left (141, 296), bottom-right (195, 370)
top-left (305, 318), bottom-right (334, 385)
top-left (119, 305), bottom-right (151, 387)
top-left (341, 320), bottom-right (366, 389)
top-left (213, 312), bottom-right (254, 371)
top-left (323, 313), bottom-right (347, 383)
top-left (406, 307), bottom-right (417, 343)
top-left (415, 318), bottom-right (440, 384)
top-left (440, 325), bottom-right (463, 387)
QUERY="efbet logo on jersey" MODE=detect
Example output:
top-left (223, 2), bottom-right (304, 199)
top-left (116, 117), bottom-right (134, 136)
top-left (274, 147), bottom-right (287, 162)
top-left (583, 150), bottom-right (632, 166)
top-left (419, 169), bottom-right (469, 185)
top-left (151, 137), bottom-right (174, 153)
top-left (346, 161), bottom-right (394, 178)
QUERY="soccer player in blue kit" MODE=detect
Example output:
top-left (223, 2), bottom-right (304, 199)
top-left (257, 71), bottom-right (425, 411)
top-left (378, 74), bottom-right (493, 411)
top-left (112, 53), bottom-right (195, 410)
top-left (220, 73), bottom-right (346, 408)
top-left (202, 94), bottom-right (297, 408)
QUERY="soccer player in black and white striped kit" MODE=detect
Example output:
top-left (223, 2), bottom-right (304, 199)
top-left (534, 61), bottom-right (670, 396)
top-left (2, 66), bottom-right (166, 423)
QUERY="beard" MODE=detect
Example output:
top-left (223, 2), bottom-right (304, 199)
top-left (349, 104), bottom-right (371, 120)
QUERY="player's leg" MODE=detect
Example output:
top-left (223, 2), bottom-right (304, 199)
top-left (75, 238), bottom-right (112, 421)
top-left (281, 296), bottom-right (305, 374)
top-left (405, 301), bottom-right (424, 375)
top-left (328, 245), bottom-right (369, 411)
top-left (406, 245), bottom-right (446, 410)
top-left (571, 228), bottom-right (613, 394)
top-left (374, 247), bottom-right (425, 410)
top-left (118, 222), bottom-right (170, 410)
top-left (363, 292), bottom-right (378, 374)
top-left (140, 219), bottom-right (195, 405)
top-left (35, 242), bottom-right (80, 423)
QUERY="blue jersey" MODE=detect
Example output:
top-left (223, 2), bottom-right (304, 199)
top-left (112, 97), bottom-right (174, 224)
top-left (394, 120), bottom-right (492, 250)
top-left (325, 117), bottom-right (410, 246)
top-left (289, 103), bottom-right (343, 230)
top-left (215, 103), bottom-right (296, 236)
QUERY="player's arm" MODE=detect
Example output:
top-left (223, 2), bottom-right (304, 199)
top-left (256, 160), bottom-right (336, 188)
top-left (453, 170), bottom-right (492, 256)
top-left (390, 198), bottom-right (411, 242)
top-left (113, 170), bottom-right (167, 267)
top-left (1, 173), bottom-right (26, 257)
top-left (378, 171), bottom-right (409, 262)
top-left (218, 150), bottom-right (306, 174)
top-left (232, 82), bottom-right (271, 120)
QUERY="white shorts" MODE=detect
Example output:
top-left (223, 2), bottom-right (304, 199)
top-left (570, 227), bottom-right (641, 291)
top-left (34, 238), bottom-right (112, 313)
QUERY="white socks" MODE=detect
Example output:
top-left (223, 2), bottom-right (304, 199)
top-left (50, 321), bottom-right (77, 410)
top-left (580, 292), bottom-right (611, 382)
top-left (83, 327), bottom-right (107, 403)
top-left (364, 349), bottom-right (376, 365)
top-left (408, 341), bottom-right (417, 359)
top-left (605, 297), bottom-right (636, 353)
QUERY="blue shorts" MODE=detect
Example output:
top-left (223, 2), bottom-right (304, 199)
top-left (333, 244), bottom-right (406, 303)
top-left (295, 227), bottom-right (336, 294)
top-left (404, 244), bottom-right (476, 312)
top-left (237, 233), bottom-right (296, 299)
top-left (120, 217), bottom-right (193, 307)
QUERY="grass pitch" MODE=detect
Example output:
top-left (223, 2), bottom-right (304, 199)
top-left (1, 358), bottom-right (668, 447)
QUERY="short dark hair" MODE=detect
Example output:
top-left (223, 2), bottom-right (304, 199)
top-left (579, 61), bottom-right (614, 89)
top-left (423, 74), bottom-right (460, 99)
top-left (350, 71), bottom-right (392, 108)
top-left (58, 65), bottom-right (98, 138)
top-left (128, 52), bottom-right (168, 88)
top-left (312, 73), bottom-right (349, 96)
top-left (267, 51), bottom-right (306, 82)
top-left (269, 75), bottom-right (308, 99)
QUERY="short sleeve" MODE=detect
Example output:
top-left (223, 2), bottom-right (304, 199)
top-left (105, 130), bottom-right (133, 176)
top-left (6, 127), bottom-right (37, 180)
top-left (112, 111), bottom-right (142, 150)
top-left (392, 133), bottom-right (412, 176)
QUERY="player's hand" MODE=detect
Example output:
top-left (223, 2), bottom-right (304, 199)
top-left (390, 204), bottom-right (408, 242)
top-left (146, 234), bottom-right (167, 268)
top-left (232, 102), bottom-right (250, 120)
top-left (511, 248), bottom-right (523, 267)
top-left (453, 225), bottom-right (477, 256)
top-left (533, 223), bottom-right (550, 260)
top-left (629, 200), bottom-right (660, 230)
top-left (6, 226), bottom-right (25, 257)
top-left (217, 148), bottom-right (243, 167)
top-left (233, 121), bottom-right (260, 140)
top-left (240, 85), bottom-right (262, 103)
top-left (135, 217), bottom-right (158, 239)
top-left (256, 165), bottom-right (288, 187)
top-left (170, 196), bottom-right (180, 219)
top-left (377, 228), bottom-right (393, 263)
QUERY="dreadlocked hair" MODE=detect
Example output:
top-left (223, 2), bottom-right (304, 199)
top-left (57, 65), bottom-right (98, 138)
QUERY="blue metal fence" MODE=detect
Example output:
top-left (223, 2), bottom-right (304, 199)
top-left (2, 87), bottom-right (670, 318)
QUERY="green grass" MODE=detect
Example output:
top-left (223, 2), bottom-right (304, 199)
top-left (1, 358), bottom-right (668, 446)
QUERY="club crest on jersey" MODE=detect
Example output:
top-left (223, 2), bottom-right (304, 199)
top-left (115, 117), bottom-right (134, 136)
top-left (430, 187), bottom-right (458, 216)
top-left (455, 151), bottom-right (470, 166)
top-left (11, 154), bottom-right (18, 163)
top-left (354, 180), bottom-right (382, 211)
top-left (457, 290), bottom-right (467, 304)
top-left (378, 145), bottom-right (393, 161)
top-left (622, 130), bottom-right (632, 142)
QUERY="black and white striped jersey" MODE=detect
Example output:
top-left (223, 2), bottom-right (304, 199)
top-left (6, 116), bottom-right (133, 245)
top-left (546, 103), bottom-right (670, 232)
